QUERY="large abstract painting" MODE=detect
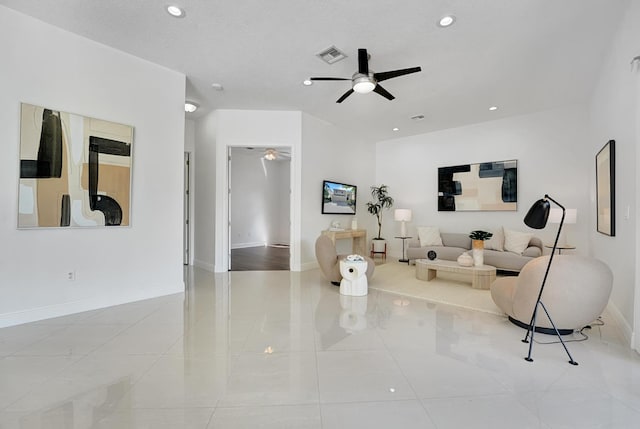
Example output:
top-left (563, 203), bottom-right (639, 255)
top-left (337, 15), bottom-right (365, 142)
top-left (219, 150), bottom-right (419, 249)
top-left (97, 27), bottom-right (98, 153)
top-left (438, 159), bottom-right (517, 211)
top-left (18, 103), bottom-right (133, 228)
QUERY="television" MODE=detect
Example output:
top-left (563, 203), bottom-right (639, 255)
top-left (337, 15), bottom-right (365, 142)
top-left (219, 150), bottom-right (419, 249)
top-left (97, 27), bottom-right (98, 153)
top-left (322, 180), bottom-right (357, 215)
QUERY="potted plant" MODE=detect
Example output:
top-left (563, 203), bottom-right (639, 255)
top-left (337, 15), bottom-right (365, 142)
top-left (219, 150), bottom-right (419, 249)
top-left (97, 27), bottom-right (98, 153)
top-left (366, 185), bottom-right (394, 252)
top-left (469, 230), bottom-right (493, 266)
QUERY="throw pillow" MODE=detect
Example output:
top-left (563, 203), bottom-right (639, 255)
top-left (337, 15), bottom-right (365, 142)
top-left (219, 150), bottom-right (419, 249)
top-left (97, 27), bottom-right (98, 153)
top-left (504, 229), bottom-right (533, 255)
top-left (484, 226), bottom-right (504, 251)
top-left (417, 226), bottom-right (443, 247)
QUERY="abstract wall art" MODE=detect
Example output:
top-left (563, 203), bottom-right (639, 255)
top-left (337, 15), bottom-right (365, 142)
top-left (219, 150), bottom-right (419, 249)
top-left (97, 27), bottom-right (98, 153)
top-left (18, 103), bottom-right (133, 228)
top-left (438, 159), bottom-right (517, 211)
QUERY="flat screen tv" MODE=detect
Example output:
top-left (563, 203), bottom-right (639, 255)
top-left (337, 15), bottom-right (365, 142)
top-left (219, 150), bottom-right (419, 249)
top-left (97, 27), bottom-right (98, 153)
top-left (322, 180), bottom-right (357, 215)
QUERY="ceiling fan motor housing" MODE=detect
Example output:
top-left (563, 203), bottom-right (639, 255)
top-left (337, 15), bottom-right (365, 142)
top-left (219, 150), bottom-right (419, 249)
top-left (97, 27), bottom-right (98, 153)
top-left (352, 73), bottom-right (376, 93)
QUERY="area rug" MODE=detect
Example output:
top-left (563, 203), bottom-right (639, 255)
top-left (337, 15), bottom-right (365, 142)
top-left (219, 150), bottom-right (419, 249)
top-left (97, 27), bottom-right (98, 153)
top-left (368, 261), bottom-right (504, 316)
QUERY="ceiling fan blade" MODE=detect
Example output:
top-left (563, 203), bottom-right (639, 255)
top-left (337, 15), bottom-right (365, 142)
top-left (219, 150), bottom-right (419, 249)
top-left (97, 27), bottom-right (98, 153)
top-left (358, 48), bottom-right (369, 75)
top-left (336, 89), bottom-right (355, 103)
top-left (310, 77), bottom-right (350, 81)
top-left (373, 84), bottom-right (395, 101)
top-left (373, 67), bottom-right (422, 82)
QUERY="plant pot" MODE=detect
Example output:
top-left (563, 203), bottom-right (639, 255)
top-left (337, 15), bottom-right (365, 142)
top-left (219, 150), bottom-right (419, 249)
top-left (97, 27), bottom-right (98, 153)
top-left (372, 239), bottom-right (386, 253)
top-left (472, 239), bottom-right (484, 266)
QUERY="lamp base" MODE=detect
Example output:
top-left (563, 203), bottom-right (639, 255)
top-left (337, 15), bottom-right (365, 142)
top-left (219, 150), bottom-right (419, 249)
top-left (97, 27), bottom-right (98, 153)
top-left (508, 316), bottom-right (573, 336)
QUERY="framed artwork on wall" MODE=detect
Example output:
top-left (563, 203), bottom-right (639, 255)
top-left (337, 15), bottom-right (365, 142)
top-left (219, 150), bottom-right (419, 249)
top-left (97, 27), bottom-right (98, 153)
top-left (596, 140), bottom-right (615, 236)
top-left (438, 159), bottom-right (517, 211)
top-left (18, 103), bottom-right (134, 228)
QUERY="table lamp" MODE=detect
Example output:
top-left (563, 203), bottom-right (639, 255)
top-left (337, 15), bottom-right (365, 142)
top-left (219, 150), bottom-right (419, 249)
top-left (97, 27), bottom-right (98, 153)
top-left (548, 208), bottom-right (577, 246)
top-left (522, 194), bottom-right (578, 365)
top-left (394, 209), bottom-right (412, 237)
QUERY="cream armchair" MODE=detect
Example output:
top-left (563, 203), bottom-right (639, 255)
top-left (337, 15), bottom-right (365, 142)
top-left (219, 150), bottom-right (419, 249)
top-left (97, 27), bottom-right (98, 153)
top-left (315, 235), bottom-right (375, 285)
top-left (491, 255), bottom-right (613, 334)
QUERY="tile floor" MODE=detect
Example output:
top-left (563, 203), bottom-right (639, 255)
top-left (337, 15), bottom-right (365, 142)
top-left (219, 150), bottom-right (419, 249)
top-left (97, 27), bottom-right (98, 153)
top-left (1, 266), bottom-right (639, 428)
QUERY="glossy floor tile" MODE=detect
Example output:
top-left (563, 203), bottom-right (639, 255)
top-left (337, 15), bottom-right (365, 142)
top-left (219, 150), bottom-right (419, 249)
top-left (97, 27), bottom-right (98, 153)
top-left (0, 265), bottom-right (639, 428)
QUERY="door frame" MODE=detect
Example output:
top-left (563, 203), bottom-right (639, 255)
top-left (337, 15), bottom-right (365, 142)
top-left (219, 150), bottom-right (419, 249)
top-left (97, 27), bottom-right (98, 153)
top-left (227, 146), bottom-right (292, 270)
top-left (214, 142), bottom-right (301, 272)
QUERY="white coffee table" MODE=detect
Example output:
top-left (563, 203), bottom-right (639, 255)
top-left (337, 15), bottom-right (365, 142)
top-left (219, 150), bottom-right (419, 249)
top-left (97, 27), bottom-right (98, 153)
top-left (415, 259), bottom-right (496, 290)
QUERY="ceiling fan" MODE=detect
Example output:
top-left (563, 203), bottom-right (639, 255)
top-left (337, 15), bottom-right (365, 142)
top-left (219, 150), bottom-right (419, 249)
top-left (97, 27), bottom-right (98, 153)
top-left (310, 48), bottom-right (422, 103)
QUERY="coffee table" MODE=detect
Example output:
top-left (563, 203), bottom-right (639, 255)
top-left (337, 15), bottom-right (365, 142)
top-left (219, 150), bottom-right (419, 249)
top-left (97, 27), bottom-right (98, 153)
top-left (415, 259), bottom-right (496, 290)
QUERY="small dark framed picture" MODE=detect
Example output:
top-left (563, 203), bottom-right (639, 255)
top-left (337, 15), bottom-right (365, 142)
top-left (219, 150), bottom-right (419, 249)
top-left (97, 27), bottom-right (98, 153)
top-left (596, 140), bottom-right (615, 236)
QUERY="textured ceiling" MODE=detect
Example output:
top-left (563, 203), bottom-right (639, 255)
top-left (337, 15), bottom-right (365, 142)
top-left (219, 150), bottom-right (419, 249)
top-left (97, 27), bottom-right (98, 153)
top-left (0, 0), bottom-right (629, 141)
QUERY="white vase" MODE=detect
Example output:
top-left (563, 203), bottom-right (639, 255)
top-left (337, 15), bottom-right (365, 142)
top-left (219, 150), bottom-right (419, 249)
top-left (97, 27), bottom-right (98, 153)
top-left (457, 252), bottom-right (473, 267)
top-left (472, 249), bottom-right (484, 266)
top-left (471, 240), bottom-right (484, 266)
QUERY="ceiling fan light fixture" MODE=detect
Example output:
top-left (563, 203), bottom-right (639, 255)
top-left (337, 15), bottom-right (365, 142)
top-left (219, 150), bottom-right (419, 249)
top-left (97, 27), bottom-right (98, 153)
top-left (264, 148), bottom-right (277, 160)
top-left (438, 15), bottom-right (456, 27)
top-left (353, 76), bottom-right (375, 94)
top-left (167, 5), bottom-right (185, 18)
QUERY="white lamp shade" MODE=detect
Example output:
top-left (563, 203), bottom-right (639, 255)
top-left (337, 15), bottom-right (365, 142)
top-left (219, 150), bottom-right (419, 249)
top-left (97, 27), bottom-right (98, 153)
top-left (549, 208), bottom-right (577, 224)
top-left (394, 209), bottom-right (412, 222)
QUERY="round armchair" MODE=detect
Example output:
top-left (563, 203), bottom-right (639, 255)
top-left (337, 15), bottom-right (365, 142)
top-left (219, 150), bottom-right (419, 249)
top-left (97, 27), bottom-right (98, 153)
top-left (491, 255), bottom-right (613, 334)
top-left (315, 235), bottom-right (375, 285)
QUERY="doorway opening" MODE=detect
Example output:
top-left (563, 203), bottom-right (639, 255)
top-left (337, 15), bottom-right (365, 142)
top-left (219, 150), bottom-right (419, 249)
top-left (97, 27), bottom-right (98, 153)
top-left (228, 146), bottom-right (291, 271)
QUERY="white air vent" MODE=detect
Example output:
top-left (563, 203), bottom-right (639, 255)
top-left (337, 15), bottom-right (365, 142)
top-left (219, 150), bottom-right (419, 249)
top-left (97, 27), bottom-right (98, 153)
top-left (316, 46), bottom-right (348, 64)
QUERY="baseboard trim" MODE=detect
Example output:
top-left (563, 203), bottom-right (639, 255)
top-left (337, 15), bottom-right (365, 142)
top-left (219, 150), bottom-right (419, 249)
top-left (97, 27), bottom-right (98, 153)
top-left (300, 261), bottom-right (319, 271)
top-left (0, 286), bottom-right (183, 328)
top-left (607, 300), bottom-right (633, 348)
top-left (194, 259), bottom-right (215, 272)
top-left (231, 242), bottom-right (266, 249)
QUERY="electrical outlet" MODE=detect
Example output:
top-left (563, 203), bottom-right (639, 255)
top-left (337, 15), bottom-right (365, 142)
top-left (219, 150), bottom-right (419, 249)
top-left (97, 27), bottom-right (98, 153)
top-left (67, 271), bottom-right (76, 281)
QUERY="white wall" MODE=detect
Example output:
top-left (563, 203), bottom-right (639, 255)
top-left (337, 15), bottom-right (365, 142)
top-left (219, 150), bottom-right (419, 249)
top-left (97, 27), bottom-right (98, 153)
top-left (229, 149), bottom-right (290, 248)
top-left (375, 106), bottom-right (591, 260)
top-left (588, 0), bottom-right (640, 349)
top-left (193, 112), bottom-right (218, 271)
top-left (301, 114), bottom-right (376, 266)
top-left (271, 158), bottom-right (291, 245)
top-left (0, 6), bottom-right (186, 327)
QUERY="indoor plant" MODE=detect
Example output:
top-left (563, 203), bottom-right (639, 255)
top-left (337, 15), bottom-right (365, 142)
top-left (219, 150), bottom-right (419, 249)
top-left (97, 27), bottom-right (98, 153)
top-left (469, 230), bottom-right (493, 266)
top-left (366, 185), bottom-right (394, 252)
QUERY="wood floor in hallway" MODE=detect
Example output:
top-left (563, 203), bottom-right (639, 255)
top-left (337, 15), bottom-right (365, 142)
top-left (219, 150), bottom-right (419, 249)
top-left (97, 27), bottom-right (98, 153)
top-left (230, 245), bottom-right (290, 271)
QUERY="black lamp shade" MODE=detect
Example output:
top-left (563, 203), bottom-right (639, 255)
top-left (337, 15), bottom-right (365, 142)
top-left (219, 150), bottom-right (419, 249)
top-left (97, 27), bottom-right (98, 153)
top-left (524, 198), bottom-right (550, 229)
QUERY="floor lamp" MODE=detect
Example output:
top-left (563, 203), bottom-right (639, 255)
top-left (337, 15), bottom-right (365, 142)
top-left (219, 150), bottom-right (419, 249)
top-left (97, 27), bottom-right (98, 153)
top-left (522, 194), bottom-right (578, 365)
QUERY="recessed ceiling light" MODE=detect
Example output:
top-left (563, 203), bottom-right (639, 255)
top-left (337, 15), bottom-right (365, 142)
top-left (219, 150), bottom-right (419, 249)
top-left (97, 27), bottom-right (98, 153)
top-left (438, 15), bottom-right (456, 27)
top-left (303, 79), bottom-right (313, 86)
top-left (184, 102), bottom-right (198, 113)
top-left (167, 5), bottom-right (185, 18)
top-left (392, 127), bottom-right (399, 132)
top-left (211, 83), bottom-right (224, 91)
top-left (489, 106), bottom-right (498, 111)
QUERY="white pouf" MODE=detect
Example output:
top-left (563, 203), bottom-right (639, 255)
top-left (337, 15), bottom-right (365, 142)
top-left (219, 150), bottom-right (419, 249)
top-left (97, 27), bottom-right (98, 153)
top-left (339, 259), bottom-right (368, 296)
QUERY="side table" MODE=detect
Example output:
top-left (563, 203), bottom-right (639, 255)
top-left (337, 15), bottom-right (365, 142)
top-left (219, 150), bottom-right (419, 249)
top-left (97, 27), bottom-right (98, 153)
top-left (544, 244), bottom-right (576, 255)
top-left (395, 236), bottom-right (412, 264)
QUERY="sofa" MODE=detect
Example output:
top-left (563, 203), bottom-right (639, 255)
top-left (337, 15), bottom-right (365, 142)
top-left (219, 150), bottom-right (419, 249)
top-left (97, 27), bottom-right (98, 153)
top-left (491, 255), bottom-right (613, 334)
top-left (406, 231), bottom-right (543, 272)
